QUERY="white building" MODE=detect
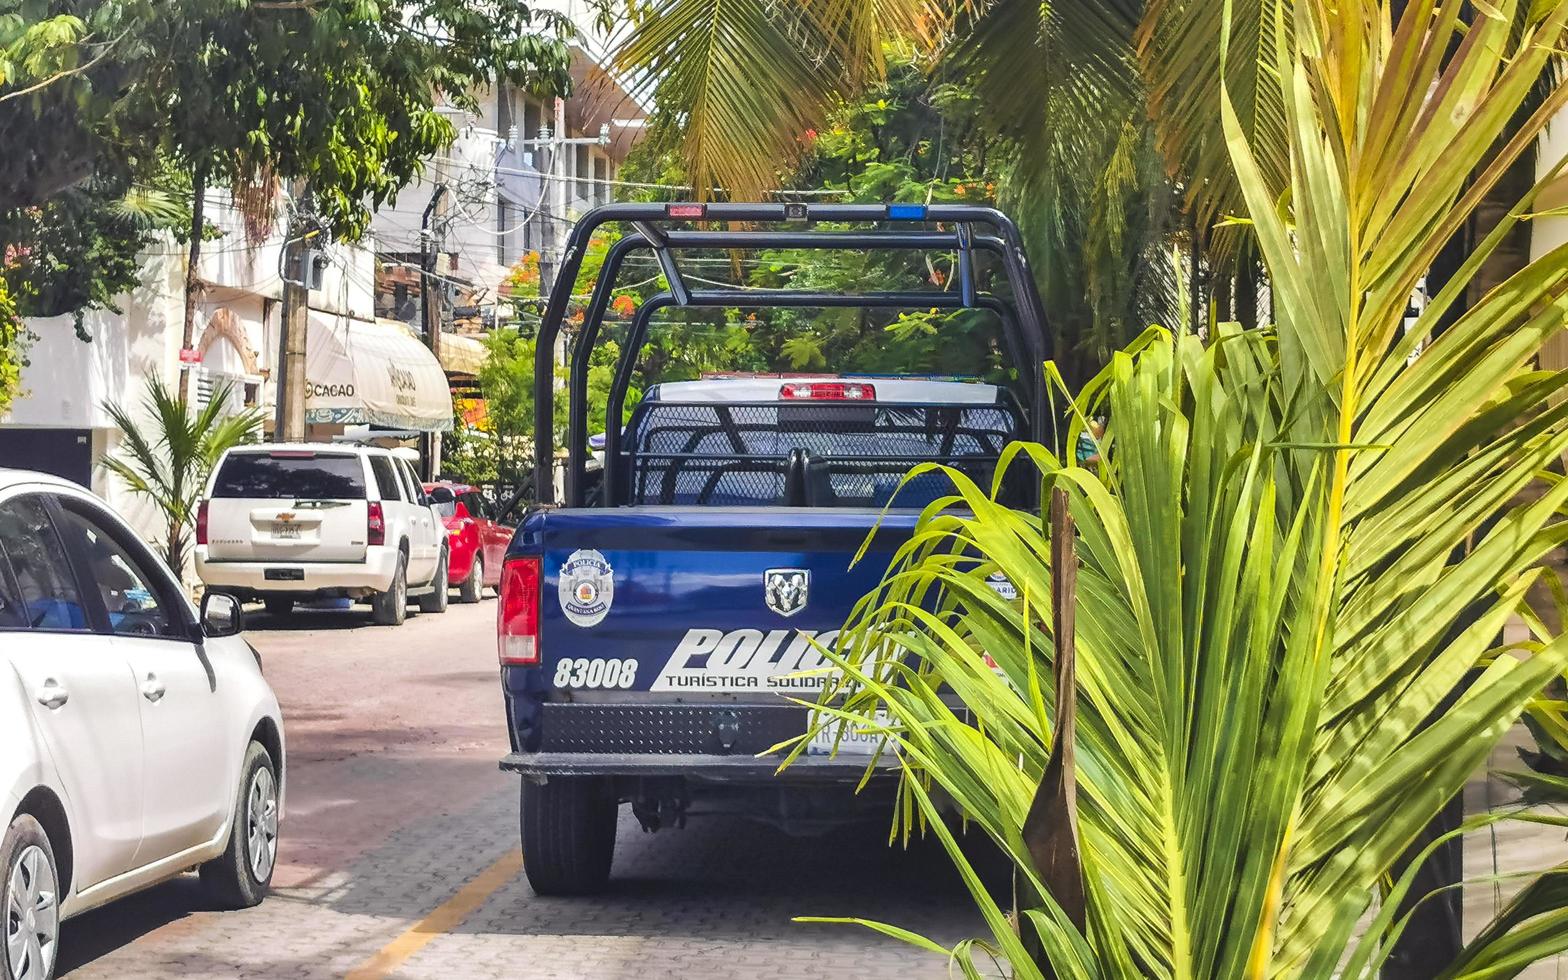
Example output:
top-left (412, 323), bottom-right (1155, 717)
top-left (370, 45), bottom-right (645, 331)
top-left (0, 191), bottom-right (387, 538)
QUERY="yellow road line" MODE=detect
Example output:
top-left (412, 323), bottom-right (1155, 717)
top-left (345, 848), bottom-right (522, 980)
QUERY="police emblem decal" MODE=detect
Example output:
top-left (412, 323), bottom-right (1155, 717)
top-left (559, 549), bottom-right (615, 627)
top-left (763, 569), bottom-right (810, 618)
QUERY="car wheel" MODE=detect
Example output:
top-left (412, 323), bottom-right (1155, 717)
top-left (418, 550), bottom-right (449, 614)
top-left (519, 777), bottom-right (617, 896)
top-left (371, 552), bottom-right (408, 626)
top-left (458, 555), bottom-right (483, 604)
top-left (263, 597), bottom-right (293, 617)
top-left (2, 814), bottom-right (59, 980)
top-left (200, 740), bottom-right (278, 910)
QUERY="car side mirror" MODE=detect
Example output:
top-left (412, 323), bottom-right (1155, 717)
top-left (453, 501), bottom-right (471, 520)
top-left (200, 591), bottom-right (244, 638)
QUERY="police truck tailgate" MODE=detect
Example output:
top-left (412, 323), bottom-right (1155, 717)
top-left (501, 506), bottom-right (919, 767)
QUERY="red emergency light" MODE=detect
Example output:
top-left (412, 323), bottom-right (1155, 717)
top-left (778, 381), bottom-right (877, 401)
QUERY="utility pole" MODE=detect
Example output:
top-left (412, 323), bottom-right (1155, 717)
top-left (275, 180), bottom-right (312, 442)
top-left (421, 181), bottom-right (450, 482)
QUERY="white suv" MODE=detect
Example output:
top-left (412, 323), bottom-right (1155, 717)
top-left (194, 444), bottom-right (449, 626)
top-left (0, 469), bottom-right (285, 980)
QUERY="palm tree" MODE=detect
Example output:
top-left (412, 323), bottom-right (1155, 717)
top-left (780, 1), bottom-right (1568, 975)
top-left (101, 376), bottom-right (263, 575)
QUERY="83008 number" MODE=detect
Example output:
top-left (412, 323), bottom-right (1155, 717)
top-left (552, 657), bottom-right (639, 689)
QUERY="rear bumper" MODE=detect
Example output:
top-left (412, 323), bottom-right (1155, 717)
top-left (503, 699), bottom-right (896, 782)
top-left (195, 545), bottom-right (400, 595)
top-left (501, 750), bottom-right (891, 781)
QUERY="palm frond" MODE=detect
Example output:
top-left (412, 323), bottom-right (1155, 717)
top-left (100, 376), bottom-right (261, 572)
top-left (787, 0), bottom-right (1568, 975)
top-left (1137, 0), bottom-right (1290, 263)
top-left (109, 186), bottom-right (187, 231)
top-left (611, 0), bottom-right (939, 200)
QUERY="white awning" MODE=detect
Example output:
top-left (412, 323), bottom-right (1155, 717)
top-left (304, 313), bottom-right (453, 432)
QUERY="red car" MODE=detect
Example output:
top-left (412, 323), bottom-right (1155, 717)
top-left (423, 482), bottom-right (513, 602)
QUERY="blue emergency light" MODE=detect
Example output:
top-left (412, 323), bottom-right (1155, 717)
top-left (886, 204), bottom-right (927, 221)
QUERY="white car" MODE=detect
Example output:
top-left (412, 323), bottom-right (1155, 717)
top-left (194, 443), bottom-right (449, 626)
top-left (0, 469), bottom-right (285, 980)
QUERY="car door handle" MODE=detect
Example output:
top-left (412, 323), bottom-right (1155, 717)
top-left (36, 680), bottom-right (68, 710)
top-left (141, 674), bottom-right (166, 703)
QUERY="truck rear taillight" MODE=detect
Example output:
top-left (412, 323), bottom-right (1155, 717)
top-left (196, 500), bottom-right (209, 546)
top-left (779, 381), bottom-right (876, 401)
top-left (367, 501), bottom-right (386, 546)
top-left (499, 556), bottom-right (542, 666)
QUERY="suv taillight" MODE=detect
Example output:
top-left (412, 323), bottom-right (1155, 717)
top-left (367, 501), bottom-right (386, 546)
top-left (498, 556), bottom-right (541, 666)
top-left (196, 500), bottom-right (209, 546)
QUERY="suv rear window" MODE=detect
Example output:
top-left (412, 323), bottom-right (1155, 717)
top-left (212, 452), bottom-right (367, 499)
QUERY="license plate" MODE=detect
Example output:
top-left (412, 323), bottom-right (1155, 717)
top-left (272, 523), bottom-right (302, 539)
top-left (805, 711), bottom-right (892, 757)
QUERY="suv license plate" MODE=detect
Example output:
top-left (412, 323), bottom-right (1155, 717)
top-left (273, 523), bottom-right (302, 539)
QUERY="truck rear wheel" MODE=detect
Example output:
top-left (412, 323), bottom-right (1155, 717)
top-left (370, 552), bottom-right (408, 626)
top-left (519, 777), bottom-right (617, 896)
top-left (417, 550), bottom-right (449, 614)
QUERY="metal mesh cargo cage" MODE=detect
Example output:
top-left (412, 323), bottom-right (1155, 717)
top-left (618, 401), bottom-right (1023, 507)
top-left (533, 203), bottom-right (1054, 508)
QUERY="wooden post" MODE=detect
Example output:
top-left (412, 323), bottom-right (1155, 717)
top-left (1022, 486), bottom-right (1086, 929)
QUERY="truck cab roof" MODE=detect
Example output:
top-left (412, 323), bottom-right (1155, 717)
top-left (642, 377), bottom-right (1004, 405)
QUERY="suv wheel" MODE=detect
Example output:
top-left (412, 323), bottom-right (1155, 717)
top-left (458, 554), bottom-right (483, 604)
top-left (263, 597), bottom-right (293, 617)
top-left (200, 740), bottom-right (278, 910)
top-left (371, 552), bottom-right (408, 626)
top-left (2, 814), bottom-right (59, 980)
top-left (418, 550), bottom-right (449, 614)
top-left (519, 777), bottom-right (617, 896)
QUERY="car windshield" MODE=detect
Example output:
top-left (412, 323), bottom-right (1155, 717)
top-left (212, 452), bottom-right (367, 499)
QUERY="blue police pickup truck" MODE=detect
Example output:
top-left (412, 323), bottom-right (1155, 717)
top-left (497, 203), bottom-right (1051, 894)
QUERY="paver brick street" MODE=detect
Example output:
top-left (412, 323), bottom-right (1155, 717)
top-left (53, 603), bottom-right (981, 979)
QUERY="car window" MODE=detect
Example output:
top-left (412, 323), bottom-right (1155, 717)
top-left (54, 505), bottom-right (182, 639)
top-left (394, 460), bottom-right (421, 503)
top-left (461, 492), bottom-right (489, 520)
top-left (0, 495), bottom-right (90, 631)
top-left (0, 550), bottom-right (24, 629)
top-left (212, 451), bottom-right (367, 499)
top-left (369, 455), bottom-right (402, 502)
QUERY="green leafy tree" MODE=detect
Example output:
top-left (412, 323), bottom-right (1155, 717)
top-left (101, 376), bottom-right (263, 574)
top-left (0, 277), bottom-right (26, 414)
top-left (0, 0), bottom-right (573, 336)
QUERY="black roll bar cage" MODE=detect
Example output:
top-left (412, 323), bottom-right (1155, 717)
top-left (533, 203), bottom-right (1053, 507)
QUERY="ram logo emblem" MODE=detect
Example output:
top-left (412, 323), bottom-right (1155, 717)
top-left (763, 569), bottom-right (810, 618)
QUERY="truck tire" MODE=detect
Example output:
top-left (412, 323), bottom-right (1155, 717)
top-left (520, 777), bottom-right (617, 896)
top-left (263, 597), bottom-right (293, 617)
top-left (418, 550), bottom-right (449, 614)
top-left (458, 554), bottom-right (483, 603)
top-left (371, 552), bottom-right (408, 626)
